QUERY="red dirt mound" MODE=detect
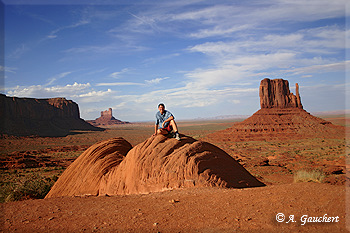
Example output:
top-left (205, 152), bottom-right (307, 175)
top-left (46, 135), bottom-right (264, 198)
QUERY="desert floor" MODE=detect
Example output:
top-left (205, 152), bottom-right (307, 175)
top-left (1, 115), bottom-right (349, 232)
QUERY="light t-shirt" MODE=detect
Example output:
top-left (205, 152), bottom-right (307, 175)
top-left (155, 110), bottom-right (174, 129)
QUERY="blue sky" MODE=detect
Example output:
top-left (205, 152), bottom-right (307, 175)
top-left (2, 0), bottom-right (349, 121)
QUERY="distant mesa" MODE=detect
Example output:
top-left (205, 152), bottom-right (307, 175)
top-left (205, 78), bottom-right (344, 142)
top-left (87, 108), bottom-right (129, 127)
top-left (45, 135), bottom-right (264, 198)
top-left (0, 94), bottom-right (103, 137)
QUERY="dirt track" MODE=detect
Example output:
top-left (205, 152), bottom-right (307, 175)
top-left (2, 182), bottom-right (347, 232)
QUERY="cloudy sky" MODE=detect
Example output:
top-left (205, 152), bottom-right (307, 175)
top-left (2, 0), bottom-right (349, 121)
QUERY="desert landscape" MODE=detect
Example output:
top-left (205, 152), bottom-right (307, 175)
top-left (0, 78), bottom-right (348, 232)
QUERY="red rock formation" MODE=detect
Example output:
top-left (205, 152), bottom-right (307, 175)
top-left (101, 108), bottom-right (113, 119)
top-left (205, 78), bottom-right (344, 142)
top-left (260, 78), bottom-right (302, 109)
top-left (205, 108), bottom-right (344, 142)
top-left (0, 94), bottom-right (103, 137)
top-left (45, 137), bottom-right (132, 197)
top-left (87, 108), bottom-right (129, 127)
top-left (45, 135), bottom-right (264, 198)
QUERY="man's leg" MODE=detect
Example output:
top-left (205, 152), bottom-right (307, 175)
top-left (169, 120), bottom-right (178, 132)
top-left (169, 120), bottom-right (180, 140)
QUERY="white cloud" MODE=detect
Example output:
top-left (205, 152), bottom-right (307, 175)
top-left (170, 5), bottom-right (240, 22)
top-left (142, 53), bottom-right (180, 65)
top-left (189, 41), bottom-right (239, 55)
top-left (5, 82), bottom-right (117, 109)
top-left (8, 44), bottom-right (29, 59)
top-left (186, 24), bottom-right (347, 88)
top-left (46, 19), bottom-right (90, 40)
top-left (229, 100), bottom-right (241, 104)
top-left (145, 77), bottom-right (169, 85)
top-left (128, 83), bottom-right (257, 109)
top-left (190, 26), bottom-right (347, 56)
top-left (109, 68), bottom-right (129, 78)
top-left (97, 77), bottom-right (170, 86)
top-left (301, 75), bottom-right (313, 78)
top-left (64, 43), bottom-right (149, 55)
top-left (76, 88), bottom-right (113, 98)
top-left (74, 89), bottom-right (115, 103)
top-left (6, 82), bottom-right (91, 98)
top-left (45, 71), bottom-right (72, 86)
top-left (285, 61), bottom-right (350, 75)
top-left (190, 25), bottom-right (251, 38)
top-left (166, 1), bottom-right (348, 39)
top-left (0, 66), bottom-right (17, 73)
top-left (96, 82), bottom-right (144, 86)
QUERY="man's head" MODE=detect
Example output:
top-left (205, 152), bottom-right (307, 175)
top-left (158, 103), bottom-right (165, 114)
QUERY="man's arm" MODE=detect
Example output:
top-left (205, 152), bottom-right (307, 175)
top-left (161, 115), bottom-right (174, 128)
top-left (153, 124), bottom-right (159, 136)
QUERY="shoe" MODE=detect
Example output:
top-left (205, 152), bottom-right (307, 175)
top-left (175, 132), bottom-right (181, 141)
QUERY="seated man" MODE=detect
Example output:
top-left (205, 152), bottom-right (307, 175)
top-left (153, 103), bottom-right (180, 140)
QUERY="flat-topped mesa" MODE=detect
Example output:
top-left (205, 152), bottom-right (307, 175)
top-left (0, 94), bottom-right (102, 136)
top-left (259, 78), bottom-right (303, 109)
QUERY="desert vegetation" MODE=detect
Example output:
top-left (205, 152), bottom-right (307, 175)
top-left (0, 171), bottom-right (58, 202)
top-left (293, 170), bottom-right (325, 183)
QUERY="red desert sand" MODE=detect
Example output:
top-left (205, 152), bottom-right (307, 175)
top-left (2, 182), bottom-right (347, 232)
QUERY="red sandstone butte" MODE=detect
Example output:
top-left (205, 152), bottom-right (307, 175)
top-left (87, 108), bottom-right (129, 127)
top-left (205, 78), bottom-right (344, 142)
top-left (260, 78), bottom-right (303, 109)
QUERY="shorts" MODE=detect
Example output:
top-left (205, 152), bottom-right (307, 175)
top-left (162, 123), bottom-right (173, 132)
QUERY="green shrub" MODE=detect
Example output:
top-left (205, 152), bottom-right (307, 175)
top-left (0, 174), bottom-right (55, 203)
top-left (294, 170), bottom-right (325, 183)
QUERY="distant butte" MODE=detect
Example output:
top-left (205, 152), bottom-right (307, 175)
top-left (205, 78), bottom-right (344, 142)
top-left (87, 108), bottom-right (129, 127)
top-left (260, 78), bottom-right (303, 109)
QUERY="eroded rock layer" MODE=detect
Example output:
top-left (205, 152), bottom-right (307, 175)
top-left (46, 137), bottom-right (132, 198)
top-left (46, 135), bottom-right (264, 198)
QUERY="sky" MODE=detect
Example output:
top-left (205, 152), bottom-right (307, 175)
top-left (1, 0), bottom-right (349, 121)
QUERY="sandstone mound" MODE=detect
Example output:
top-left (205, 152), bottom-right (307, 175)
top-left (46, 138), bottom-right (132, 198)
top-left (87, 108), bottom-right (129, 127)
top-left (46, 135), bottom-right (264, 198)
top-left (0, 94), bottom-right (103, 137)
top-left (205, 78), bottom-right (344, 142)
